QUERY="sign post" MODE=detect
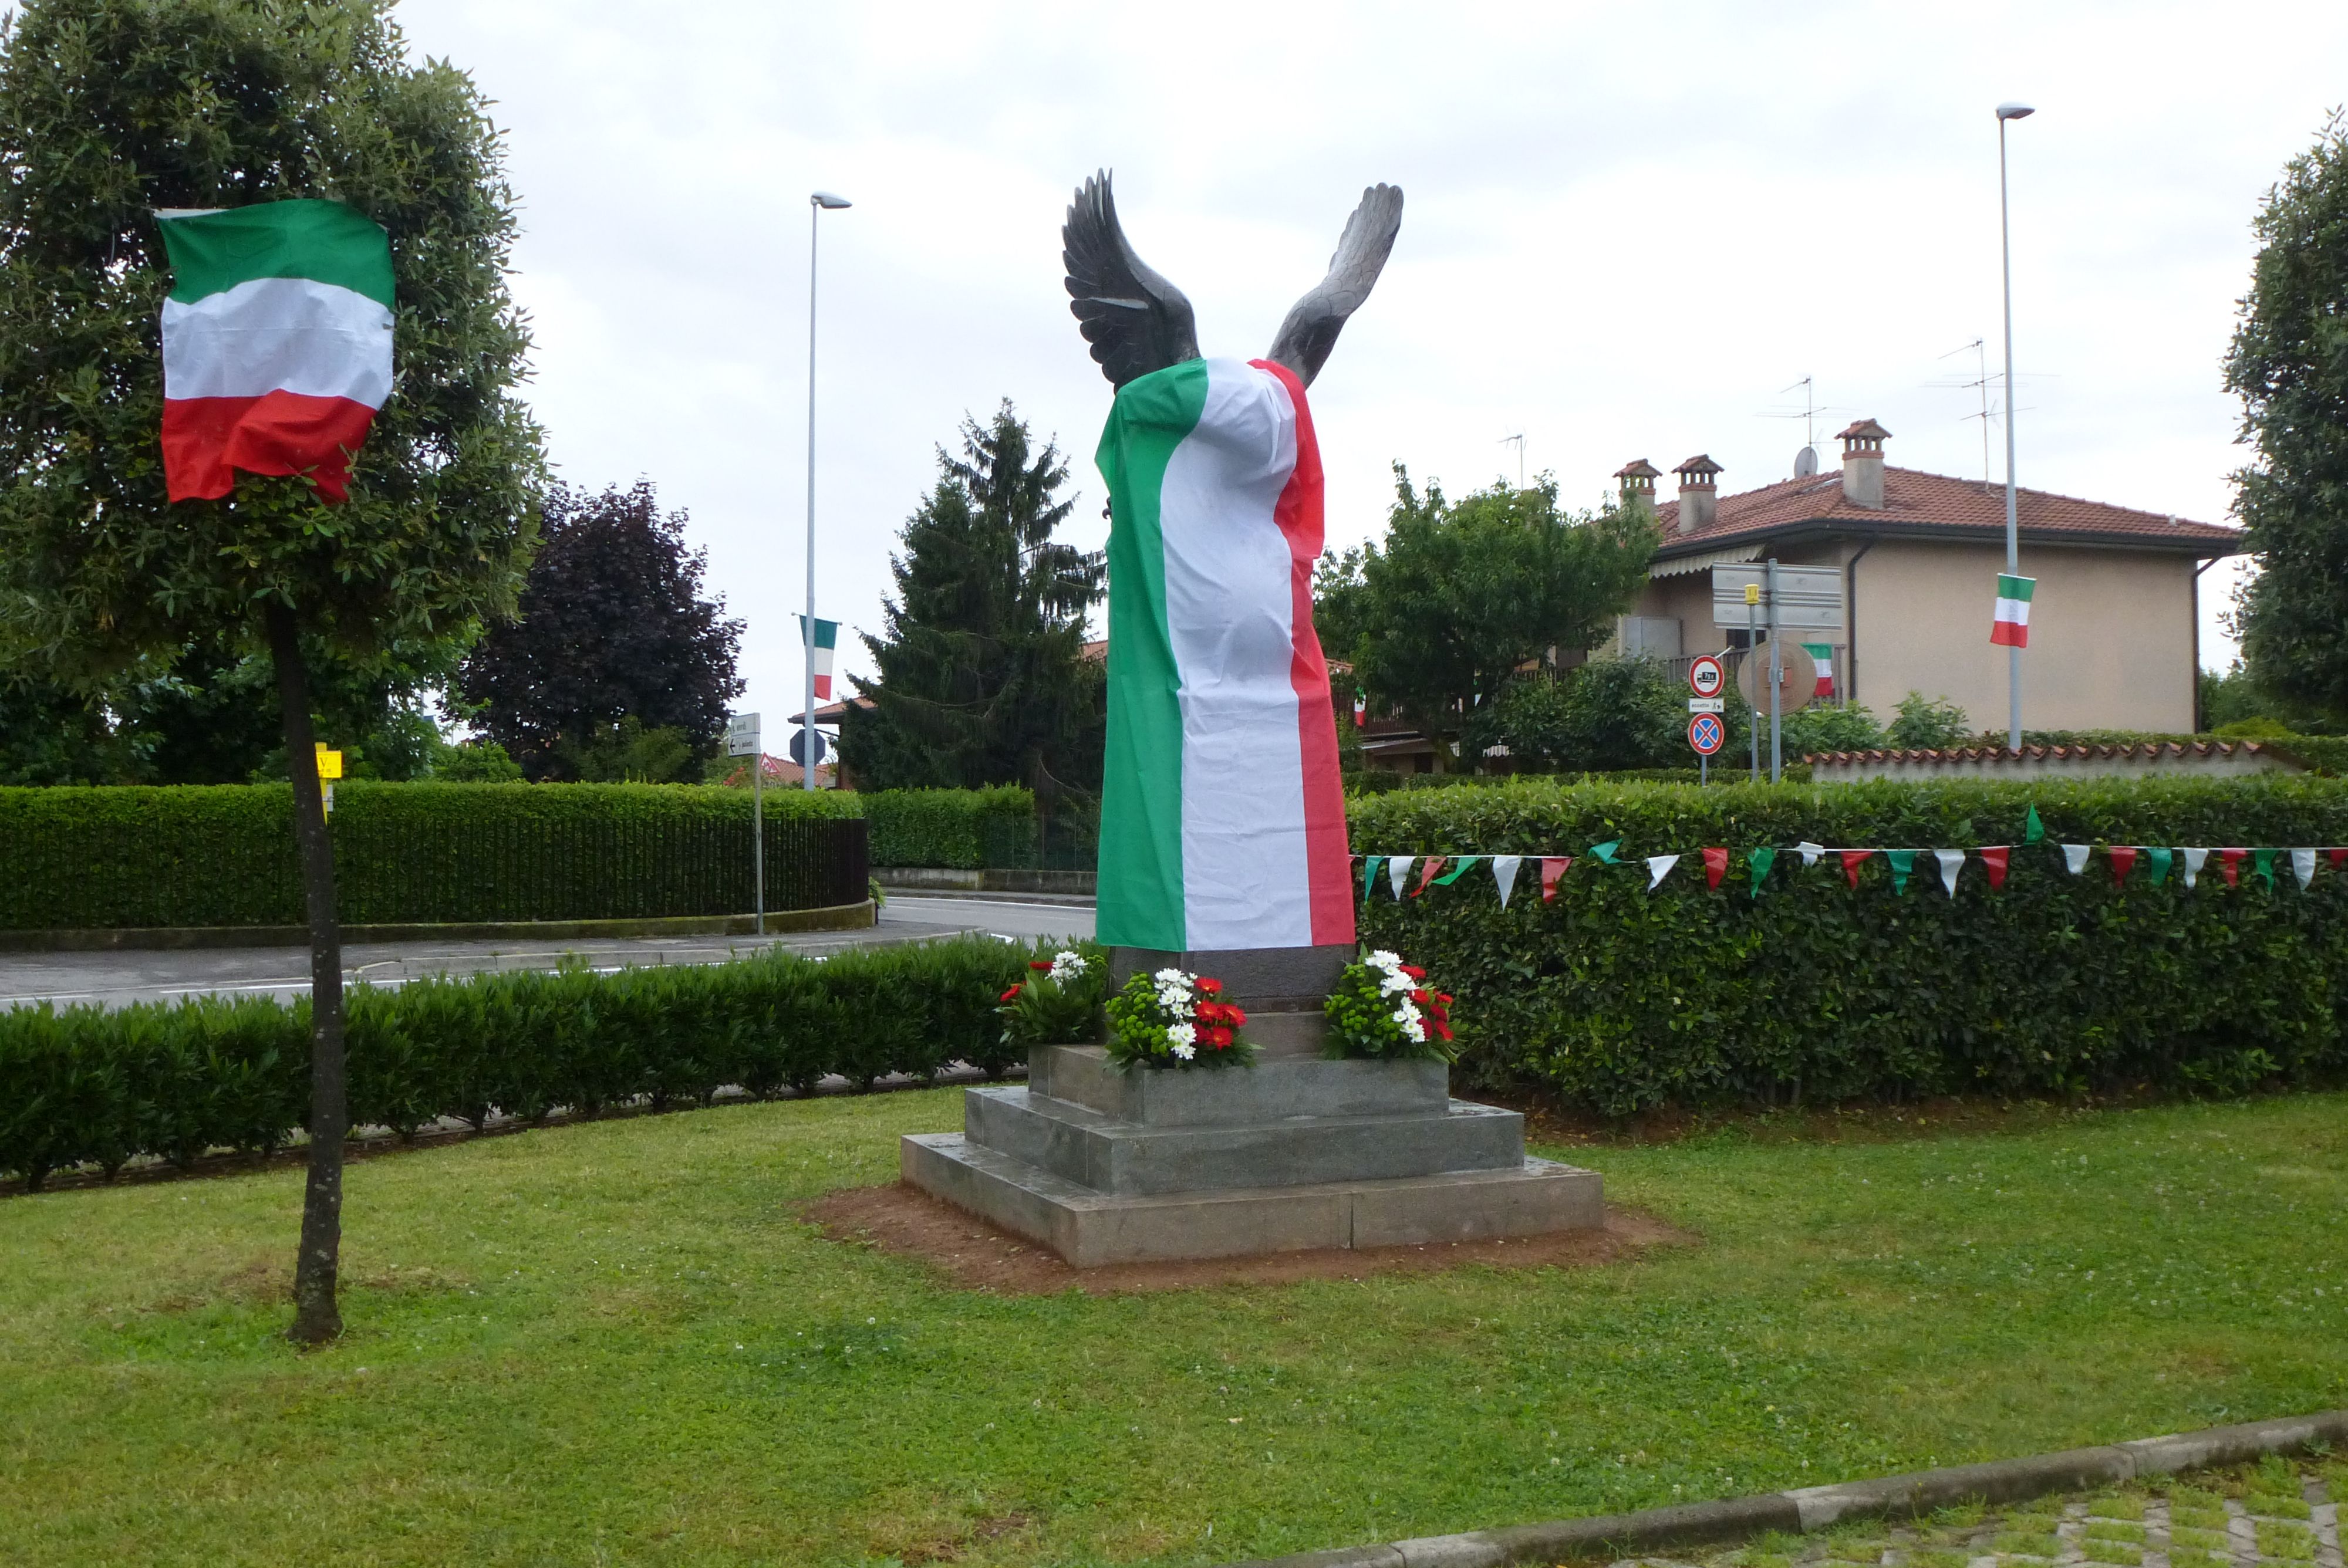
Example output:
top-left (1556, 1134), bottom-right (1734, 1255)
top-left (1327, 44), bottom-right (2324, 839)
top-left (1767, 558), bottom-right (1783, 783)
top-left (1745, 584), bottom-right (1760, 782)
top-left (727, 712), bottom-right (763, 933)
top-left (1688, 709), bottom-right (1724, 785)
top-left (1687, 655), bottom-right (1725, 786)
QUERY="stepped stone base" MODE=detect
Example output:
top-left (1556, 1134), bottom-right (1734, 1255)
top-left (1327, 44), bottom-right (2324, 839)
top-left (902, 1133), bottom-right (1602, 1267)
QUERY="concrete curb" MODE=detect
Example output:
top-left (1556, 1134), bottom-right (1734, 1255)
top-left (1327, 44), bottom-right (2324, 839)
top-left (1220, 1408), bottom-right (2348, 1568)
top-left (0, 901), bottom-right (876, 952)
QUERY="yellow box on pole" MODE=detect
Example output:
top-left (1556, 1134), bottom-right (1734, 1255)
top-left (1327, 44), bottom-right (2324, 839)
top-left (313, 744), bottom-right (343, 780)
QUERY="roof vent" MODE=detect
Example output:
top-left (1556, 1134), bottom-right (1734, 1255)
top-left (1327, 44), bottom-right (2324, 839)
top-left (1672, 454), bottom-right (1722, 533)
top-left (1837, 418), bottom-right (1890, 510)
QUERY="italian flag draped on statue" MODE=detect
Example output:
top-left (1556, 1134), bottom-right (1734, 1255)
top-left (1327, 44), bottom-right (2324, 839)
top-left (1094, 357), bottom-right (1355, 953)
top-left (157, 199), bottom-right (394, 504)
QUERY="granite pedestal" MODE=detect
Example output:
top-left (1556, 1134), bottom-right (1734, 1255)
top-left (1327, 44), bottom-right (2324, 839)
top-left (901, 983), bottom-right (1603, 1266)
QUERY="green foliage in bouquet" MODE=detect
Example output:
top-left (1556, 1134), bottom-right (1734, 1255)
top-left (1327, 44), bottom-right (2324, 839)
top-left (1102, 968), bottom-right (1253, 1072)
top-left (1324, 948), bottom-right (1456, 1063)
top-left (996, 941), bottom-right (1108, 1051)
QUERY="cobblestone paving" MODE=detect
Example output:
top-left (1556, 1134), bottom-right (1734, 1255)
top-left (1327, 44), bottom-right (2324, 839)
top-left (1597, 1459), bottom-right (2346, 1568)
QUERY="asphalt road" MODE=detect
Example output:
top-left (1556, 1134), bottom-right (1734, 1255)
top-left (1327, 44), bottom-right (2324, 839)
top-left (0, 894), bottom-right (1096, 1011)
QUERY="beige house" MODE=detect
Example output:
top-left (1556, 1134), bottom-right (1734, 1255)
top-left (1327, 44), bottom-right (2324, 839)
top-left (1610, 421), bottom-right (2244, 733)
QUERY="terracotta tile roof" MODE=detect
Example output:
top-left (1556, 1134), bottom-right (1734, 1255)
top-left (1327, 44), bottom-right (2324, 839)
top-left (1804, 740), bottom-right (2285, 768)
top-left (1652, 466), bottom-right (2241, 556)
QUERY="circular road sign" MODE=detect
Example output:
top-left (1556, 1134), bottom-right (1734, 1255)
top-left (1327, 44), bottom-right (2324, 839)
top-left (1688, 712), bottom-right (1725, 756)
top-left (1688, 654), bottom-right (1726, 699)
top-left (1734, 641), bottom-right (1819, 715)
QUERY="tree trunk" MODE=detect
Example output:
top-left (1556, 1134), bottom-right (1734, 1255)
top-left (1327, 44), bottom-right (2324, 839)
top-left (268, 602), bottom-right (347, 1345)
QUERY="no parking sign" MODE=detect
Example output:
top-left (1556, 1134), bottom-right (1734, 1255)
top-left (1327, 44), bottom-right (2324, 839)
top-left (1688, 712), bottom-right (1725, 756)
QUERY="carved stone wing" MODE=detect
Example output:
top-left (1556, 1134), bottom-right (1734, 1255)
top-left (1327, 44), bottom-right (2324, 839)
top-left (1264, 183), bottom-right (1404, 388)
top-left (1062, 171), bottom-right (1200, 390)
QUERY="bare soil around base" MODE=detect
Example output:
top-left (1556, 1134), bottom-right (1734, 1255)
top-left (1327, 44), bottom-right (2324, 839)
top-left (798, 1180), bottom-right (1693, 1294)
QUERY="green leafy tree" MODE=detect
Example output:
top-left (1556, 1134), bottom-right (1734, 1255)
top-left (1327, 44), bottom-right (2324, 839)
top-left (1779, 699), bottom-right (1885, 756)
top-left (0, 0), bottom-right (542, 1341)
top-left (1471, 659), bottom-right (1684, 772)
top-left (2225, 111), bottom-right (2348, 722)
top-left (1320, 471), bottom-right (1656, 768)
top-left (1888, 690), bottom-right (1970, 749)
top-left (841, 403), bottom-right (1106, 791)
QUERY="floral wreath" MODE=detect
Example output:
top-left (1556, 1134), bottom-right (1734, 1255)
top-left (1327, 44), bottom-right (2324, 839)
top-left (1324, 948), bottom-right (1455, 1062)
top-left (1103, 967), bottom-right (1253, 1070)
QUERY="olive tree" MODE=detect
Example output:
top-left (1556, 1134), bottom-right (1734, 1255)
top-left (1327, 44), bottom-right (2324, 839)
top-left (0, 0), bottom-right (544, 1341)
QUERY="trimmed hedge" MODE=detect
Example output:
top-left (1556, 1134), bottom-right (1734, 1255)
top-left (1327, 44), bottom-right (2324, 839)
top-left (0, 783), bottom-right (866, 930)
top-left (1350, 776), bottom-right (2348, 1115)
top-left (0, 935), bottom-right (1034, 1190)
top-left (862, 785), bottom-right (1037, 869)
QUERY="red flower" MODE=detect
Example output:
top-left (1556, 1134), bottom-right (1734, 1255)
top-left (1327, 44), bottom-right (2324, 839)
top-left (1028, 959), bottom-right (1052, 971)
top-left (1432, 1020), bottom-right (1454, 1043)
top-left (998, 985), bottom-right (1023, 1002)
top-left (1400, 964), bottom-right (1426, 980)
top-left (1196, 977), bottom-right (1223, 995)
top-left (1410, 988), bottom-right (1430, 1005)
top-left (1209, 1026), bottom-right (1233, 1048)
top-left (1196, 1001), bottom-right (1224, 1025)
top-left (1436, 992), bottom-right (1453, 1006)
top-left (1227, 1005), bottom-right (1247, 1026)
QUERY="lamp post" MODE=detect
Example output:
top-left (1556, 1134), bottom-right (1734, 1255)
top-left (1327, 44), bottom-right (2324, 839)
top-left (803, 190), bottom-right (851, 792)
top-left (1996, 102), bottom-right (2033, 750)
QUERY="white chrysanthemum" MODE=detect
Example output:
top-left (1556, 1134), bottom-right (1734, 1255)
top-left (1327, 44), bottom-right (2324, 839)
top-left (1167, 1022), bottom-right (1197, 1047)
top-left (1170, 1041), bottom-right (1196, 1060)
top-left (1153, 967), bottom-right (1188, 984)
top-left (1048, 950), bottom-right (1088, 983)
top-left (1368, 949), bottom-right (1402, 969)
top-left (1380, 972), bottom-right (1413, 995)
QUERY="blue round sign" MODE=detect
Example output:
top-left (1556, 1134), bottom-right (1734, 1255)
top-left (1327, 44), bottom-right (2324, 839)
top-left (1688, 712), bottom-right (1725, 756)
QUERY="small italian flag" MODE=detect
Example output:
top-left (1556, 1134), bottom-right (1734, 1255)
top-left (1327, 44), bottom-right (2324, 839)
top-left (1991, 573), bottom-right (2035, 648)
top-left (797, 615), bottom-right (839, 701)
top-left (1095, 357), bottom-right (1354, 953)
top-left (156, 200), bottom-right (394, 505)
top-left (1802, 642), bottom-right (1836, 699)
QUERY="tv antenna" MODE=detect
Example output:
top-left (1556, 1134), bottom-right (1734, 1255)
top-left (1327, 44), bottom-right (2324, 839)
top-left (1931, 339), bottom-right (1995, 489)
top-left (1499, 432), bottom-right (1526, 489)
top-left (1758, 376), bottom-right (1840, 478)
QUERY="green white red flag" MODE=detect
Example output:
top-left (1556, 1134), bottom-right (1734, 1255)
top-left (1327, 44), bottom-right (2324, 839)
top-left (1802, 642), bottom-right (1835, 698)
top-left (1094, 357), bottom-right (1353, 952)
top-left (156, 200), bottom-right (394, 505)
top-left (1991, 573), bottom-right (2035, 648)
top-left (797, 615), bottom-right (839, 701)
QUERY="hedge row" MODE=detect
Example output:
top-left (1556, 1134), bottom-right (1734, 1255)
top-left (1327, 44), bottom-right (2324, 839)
top-left (862, 785), bottom-right (1037, 869)
top-left (0, 783), bottom-right (866, 930)
top-left (1351, 775), bottom-right (2348, 1116)
top-left (0, 935), bottom-right (1034, 1189)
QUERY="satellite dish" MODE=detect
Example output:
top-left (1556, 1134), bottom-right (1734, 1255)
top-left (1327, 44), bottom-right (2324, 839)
top-left (1794, 445), bottom-right (1819, 479)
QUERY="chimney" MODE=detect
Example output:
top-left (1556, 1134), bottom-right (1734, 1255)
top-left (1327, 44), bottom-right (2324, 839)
top-left (1837, 418), bottom-right (1890, 509)
top-left (1672, 454), bottom-right (1722, 533)
top-left (1614, 458), bottom-right (1661, 512)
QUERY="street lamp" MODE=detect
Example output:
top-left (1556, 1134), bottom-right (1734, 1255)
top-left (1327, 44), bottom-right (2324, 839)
top-left (1996, 102), bottom-right (2033, 750)
top-left (803, 190), bottom-right (851, 791)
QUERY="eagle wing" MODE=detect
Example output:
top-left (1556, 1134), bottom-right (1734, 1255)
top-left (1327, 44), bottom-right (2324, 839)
top-left (1264, 183), bottom-right (1404, 388)
top-left (1062, 171), bottom-right (1200, 390)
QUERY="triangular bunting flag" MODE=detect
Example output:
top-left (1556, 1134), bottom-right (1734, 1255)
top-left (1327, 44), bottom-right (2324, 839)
top-left (2025, 804), bottom-right (2045, 844)
top-left (2145, 847), bottom-right (2172, 887)
top-left (2291, 848), bottom-right (2316, 890)
top-left (2062, 843), bottom-right (2091, 876)
top-left (1747, 847), bottom-right (1776, 896)
top-left (2217, 848), bottom-right (2245, 888)
top-left (1841, 849), bottom-right (1875, 889)
top-left (1361, 856), bottom-right (1382, 900)
top-left (1412, 857), bottom-right (1448, 896)
top-left (1885, 849), bottom-right (1915, 894)
top-left (2252, 849), bottom-right (2276, 890)
top-left (1935, 848), bottom-right (1965, 897)
top-left (2330, 849), bottom-right (2348, 875)
top-left (1796, 840), bottom-right (1825, 868)
top-left (1492, 856), bottom-right (1522, 909)
top-left (1979, 846), bottom-right (2010, 890)
top-left (1435, 856), bottom-right (1478, 886)
top-left (1646, 854), bottom-right (1680, 891)
top-left (1703, 846), bottom-right (1729, 889)
top-left (1539, 857), bottom-right (1571, 903)
top-left (1588, 839), bottom-right (1622, 865)
top-left (2109, 846), bottom-right (2138, 886)
top-left (2182, 847), bottom-right (2208, 890)
top-left (1388, 856), bottom-right (1413, 898)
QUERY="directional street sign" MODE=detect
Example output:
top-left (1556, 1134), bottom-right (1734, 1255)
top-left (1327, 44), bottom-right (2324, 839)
top-left (1688, 712), bottom-right (1725, 756)
top-left (1688, 653), bottom-right (1726, 699)
top-left (1712, 563), bottom-right (1846, 631)
top-left (1688, 697), bottom-right (1725, 713)
top-left (725, 712), bottom-right (761, 758)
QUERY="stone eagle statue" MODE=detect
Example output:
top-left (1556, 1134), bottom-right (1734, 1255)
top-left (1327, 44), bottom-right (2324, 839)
top-left (1062, 174), bottom-right (1402, 961)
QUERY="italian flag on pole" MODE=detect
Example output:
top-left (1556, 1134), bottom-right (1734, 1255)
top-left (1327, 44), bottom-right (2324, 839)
top-left (797, 615), bottom-right (839, 701)
top-left (1094, 357), bottom-right (1354, 953)
top-left (156, 200), bottom-right (394, 505)
top-left (1991, 573), bottom-right (2035, 648)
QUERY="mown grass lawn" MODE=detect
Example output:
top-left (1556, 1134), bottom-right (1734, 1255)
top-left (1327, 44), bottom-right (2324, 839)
top-left (4, 1088), bottom-right (2345, 1567)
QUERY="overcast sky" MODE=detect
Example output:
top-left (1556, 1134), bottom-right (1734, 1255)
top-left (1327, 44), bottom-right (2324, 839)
top-left (392, 0), bottom-right (2348, 726)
